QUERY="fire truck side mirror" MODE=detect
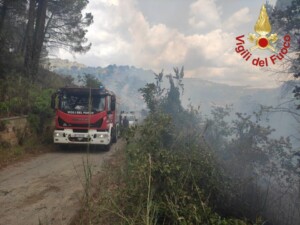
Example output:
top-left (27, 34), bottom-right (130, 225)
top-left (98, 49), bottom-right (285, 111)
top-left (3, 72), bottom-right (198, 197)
top-left (111, 96), bottom-right (116, 111)
top-left (111, 101), bottom-right (116, 111)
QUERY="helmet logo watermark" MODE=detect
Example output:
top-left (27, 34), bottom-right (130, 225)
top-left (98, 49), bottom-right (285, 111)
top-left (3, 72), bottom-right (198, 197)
top-left (235, 4), bottom-right (291, 67)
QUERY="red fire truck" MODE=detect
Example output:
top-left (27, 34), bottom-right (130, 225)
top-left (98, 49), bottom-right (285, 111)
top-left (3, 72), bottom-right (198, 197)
top-left (51, 87), bottom-right (118, 150)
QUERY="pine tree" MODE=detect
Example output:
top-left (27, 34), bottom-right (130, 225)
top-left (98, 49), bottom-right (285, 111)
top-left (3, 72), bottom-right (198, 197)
top-left (23, 0), bottom-right (93, 80)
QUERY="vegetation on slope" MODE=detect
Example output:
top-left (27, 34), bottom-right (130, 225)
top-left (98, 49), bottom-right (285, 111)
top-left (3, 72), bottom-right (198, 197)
top-left (72, 68), bottom-right (264, 225)
top-left (0, 0), bottom-right (94, 165)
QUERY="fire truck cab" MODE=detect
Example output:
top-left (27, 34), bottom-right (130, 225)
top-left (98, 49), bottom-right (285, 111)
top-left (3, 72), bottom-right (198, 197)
top-left (51, 87), bottom-right (118, 150)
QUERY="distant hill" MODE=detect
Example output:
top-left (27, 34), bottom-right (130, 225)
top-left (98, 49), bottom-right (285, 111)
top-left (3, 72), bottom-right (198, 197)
top-left (48, 58), bottom-right (279, 114)
top-left (48, 58), bottom-right (86, 70)
top-left (48, 59), bottom-right (154, 112)
top-left (49, 58), bottom-right (299, 145)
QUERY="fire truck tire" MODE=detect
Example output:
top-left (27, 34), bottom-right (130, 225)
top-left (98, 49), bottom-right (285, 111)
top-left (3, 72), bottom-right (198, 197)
top-left (59, 144), bottom-right (69, 150)
top-left (103, 144), bottom-right (111, 151)
top-left (112, 127), bottom-right (118, 143)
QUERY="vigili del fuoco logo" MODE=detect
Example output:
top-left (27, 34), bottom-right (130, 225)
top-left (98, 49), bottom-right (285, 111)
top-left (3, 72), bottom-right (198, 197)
top-left (235, 4), bottom-right (291, 67)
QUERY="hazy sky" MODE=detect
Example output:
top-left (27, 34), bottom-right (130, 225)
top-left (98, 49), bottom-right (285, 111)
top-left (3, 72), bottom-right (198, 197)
top-left (55, 0), bottom-right (289, 88)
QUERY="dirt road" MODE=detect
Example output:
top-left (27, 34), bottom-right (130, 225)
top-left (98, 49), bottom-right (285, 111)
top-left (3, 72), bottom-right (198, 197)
top-left (0, 142), bottom-right (123, 225)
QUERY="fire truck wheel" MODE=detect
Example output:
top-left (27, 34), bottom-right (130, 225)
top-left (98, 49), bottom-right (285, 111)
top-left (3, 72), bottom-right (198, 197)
top-left (112, 127), bottom-right (117, 143)
top-left (103, 144), bottom-right (111, 151)
top-left (59, 144), bottom-right (69, 150)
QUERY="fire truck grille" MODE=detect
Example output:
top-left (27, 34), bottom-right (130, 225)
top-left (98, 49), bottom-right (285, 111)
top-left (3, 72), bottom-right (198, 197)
top-left (58, 118), bottom-right (103, 128)
top-left (68, 137), bottom-right (91, 142)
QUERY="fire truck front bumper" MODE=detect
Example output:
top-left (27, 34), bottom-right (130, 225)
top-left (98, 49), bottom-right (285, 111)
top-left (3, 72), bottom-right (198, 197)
top-left (53, 129), bottom-right (111, 145)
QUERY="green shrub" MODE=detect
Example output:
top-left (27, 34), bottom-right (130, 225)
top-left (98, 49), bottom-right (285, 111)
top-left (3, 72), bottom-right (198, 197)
top-left (116, 68), bottom-right (264, 225)
top-left (120, 112), bottom-right (256, 225)
top-left (28, 88), bottom-right (54, 136)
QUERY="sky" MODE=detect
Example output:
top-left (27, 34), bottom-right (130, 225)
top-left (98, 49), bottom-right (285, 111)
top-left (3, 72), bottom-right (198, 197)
top-left (54, 0), bottom-right (292, 88)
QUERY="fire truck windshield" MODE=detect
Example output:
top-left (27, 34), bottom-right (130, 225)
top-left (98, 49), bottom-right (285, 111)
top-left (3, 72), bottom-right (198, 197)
top-left (59, 94), bottom-right (106, 115)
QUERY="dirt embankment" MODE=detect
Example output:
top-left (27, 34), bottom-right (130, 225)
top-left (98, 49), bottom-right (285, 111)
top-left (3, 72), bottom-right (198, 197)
top-left (0, 141), bottom-right (123, 225)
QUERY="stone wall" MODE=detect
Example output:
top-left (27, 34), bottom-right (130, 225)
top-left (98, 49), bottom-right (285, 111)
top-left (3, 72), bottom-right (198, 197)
top-left (0, 116), bottom-right (28, 147)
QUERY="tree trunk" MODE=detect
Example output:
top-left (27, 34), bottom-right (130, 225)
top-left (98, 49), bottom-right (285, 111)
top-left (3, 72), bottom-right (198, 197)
top-left (31, 0), bottom-right (48, 80)
top-left (0, 0), bottom-right (9, 34)
top-left (23, 0), bottom-right (36, 77)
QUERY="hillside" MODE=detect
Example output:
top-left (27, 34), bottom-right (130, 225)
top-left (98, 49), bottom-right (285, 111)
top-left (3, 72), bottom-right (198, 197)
top-left (48, 58), bottom-right (278, 113)
top-left (49, 58), bottom-right (299, 147)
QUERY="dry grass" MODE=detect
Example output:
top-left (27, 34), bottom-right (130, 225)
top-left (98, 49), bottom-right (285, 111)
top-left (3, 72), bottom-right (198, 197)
top-left (70, 142), bottom-right (126, 225)
top-left (0, 139), bottom-right (56, 169)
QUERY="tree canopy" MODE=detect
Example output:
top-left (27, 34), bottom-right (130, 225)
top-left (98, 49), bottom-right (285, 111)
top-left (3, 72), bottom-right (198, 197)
top-left (0, 0), bottom-right (93, 81)
top-left (270, 0), bottom-right (300, 109)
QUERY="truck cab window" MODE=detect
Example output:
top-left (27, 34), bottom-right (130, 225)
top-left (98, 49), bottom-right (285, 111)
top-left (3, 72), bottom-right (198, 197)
top-left (94, 97), bottom-right (105, 112)
top-left (59, 94), bottom-right (106, 114)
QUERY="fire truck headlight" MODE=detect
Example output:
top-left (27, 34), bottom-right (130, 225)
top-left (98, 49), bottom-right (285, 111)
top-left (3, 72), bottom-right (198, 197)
top-left (54, 132), bottom-right (61, 137)
top-left (98, 134), bottom-right (109, 138)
